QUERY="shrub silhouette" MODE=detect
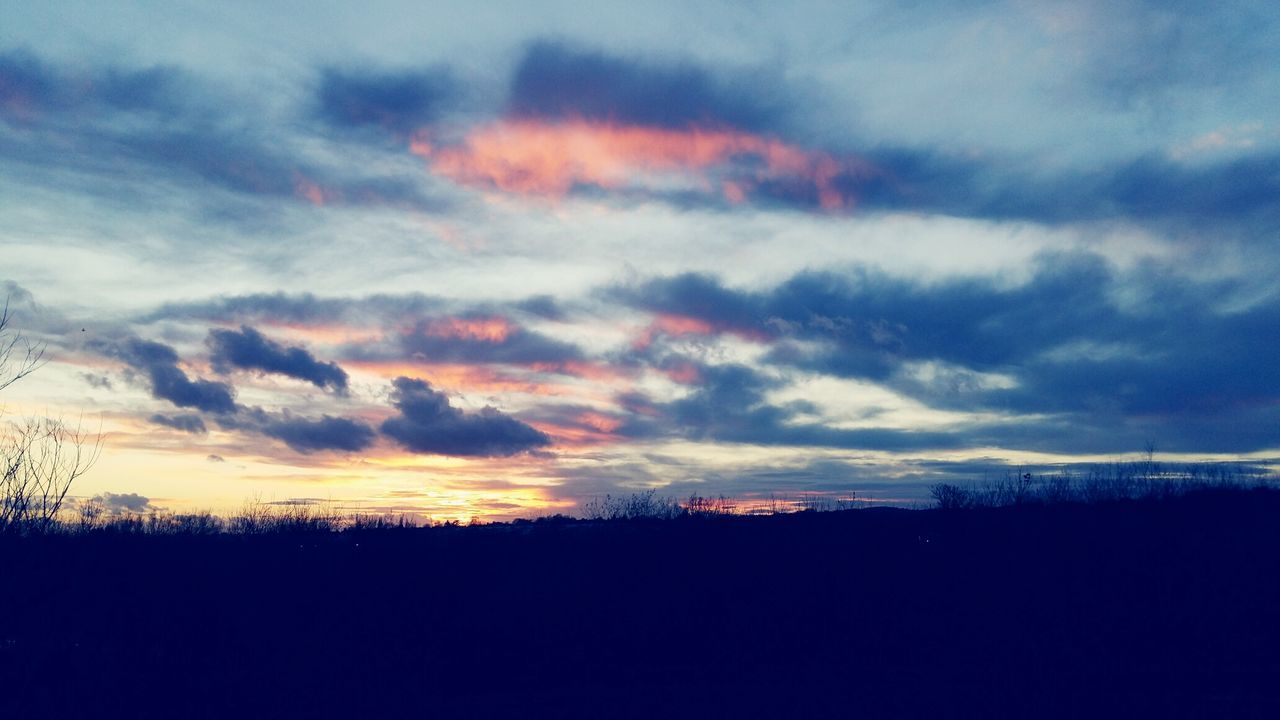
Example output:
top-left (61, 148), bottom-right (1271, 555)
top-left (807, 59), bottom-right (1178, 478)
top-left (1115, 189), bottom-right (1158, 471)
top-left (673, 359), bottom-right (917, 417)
top-left (931, 460), bottom-right (1268, 510)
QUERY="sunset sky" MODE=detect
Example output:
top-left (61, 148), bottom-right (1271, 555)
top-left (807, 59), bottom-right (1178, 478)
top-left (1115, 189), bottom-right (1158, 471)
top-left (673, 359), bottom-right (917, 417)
top-left (2, 1), bottom-right (1277, 520)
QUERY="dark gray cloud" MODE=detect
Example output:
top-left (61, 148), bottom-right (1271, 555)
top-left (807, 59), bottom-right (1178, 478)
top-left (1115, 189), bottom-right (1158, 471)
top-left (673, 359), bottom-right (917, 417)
top-left (149, 413), bottom-right (208, 434)
top-left (142, 294), bottom-right (592, 376)
top-left (143, 291), bottom-right (578, 334)
top-left (316, 65), bottom-right (456, 135)
top-left (513, 295), bottom-right (565, 321)
top-left (495, 39), bottom-right (1279, 227)
top-left (397, 316), bottom-right (583, 366)
top-left (93, 332), bottom-right (378, 453)
top-left (508, 40), bottom-right (791, 133)
top-left (89, 492), bottom-right (155, 514)
top-left (380, 377), bottom-right (549, 457)
top-left (208, 325), bottom-right (349, 394)
top-left (0, 49), bottom-right (441, 215)
top-left (612, 256), bottom-right (1280, 453)
top-left (258, 413), bottom-right (376, 453)
top-left (142, 291), bottom-right (449, 326)
top-left (218, 407), bottom-right (376, 454)
top-left (0, 49), bottom-right (184, 122)
top-left (617, 362), bottom-right (965, 452)
top-left (95, 336), bottom-right (237, 414)
top-left (846, 146), bottom-right (1280, 232)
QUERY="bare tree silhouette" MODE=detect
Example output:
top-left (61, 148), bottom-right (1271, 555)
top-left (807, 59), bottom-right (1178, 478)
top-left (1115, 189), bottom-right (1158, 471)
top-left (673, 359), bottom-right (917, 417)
top-left (1, 298), bottom-right (100, 533)
top-left (0, 299), bottom-right (45, 392)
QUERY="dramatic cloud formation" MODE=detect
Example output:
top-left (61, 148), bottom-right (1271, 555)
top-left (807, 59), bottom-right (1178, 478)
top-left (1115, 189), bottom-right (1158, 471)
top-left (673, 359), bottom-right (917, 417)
top-left (97, 337), bottom-right (238, 415)
top-left (397, 315), bottom-right (585, 366)
top-left (380, 377), bottom-right (550, 457)
top-left (4, 3), bottom-right (1278, 517)
top-left (408, 41), bottom-right (859, 209)
top-left (413, 120), bottom-right (858, 208)
top-left (612, 256), bottom-right (1280, 453)
top-left (0, 50), bottom-right (437, 214)
top-left (208, 325), bottom-right (349, 394)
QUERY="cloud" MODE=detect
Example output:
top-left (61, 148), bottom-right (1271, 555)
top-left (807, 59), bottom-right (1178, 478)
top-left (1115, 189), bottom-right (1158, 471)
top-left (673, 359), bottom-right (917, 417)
top-left (316, 65), bottom-right (456, 135)
top-left (396, 315), bottom-right (585, 366)
top-left (612, 256), bottom-right (1280, 453)
top-left (0, 49), bottom-right (441, 214)
top-left (96, 337), bottom-right (237, 414)
top-left (619, 362), bottom-right (964, 451)
top-left (508, 40), bottom-right (790, 132)
top-left (0, 49), bottom-right (183, 122)
top-left (82, 373), bottom-right (113, 390)
top-left (256, 413), bottom-right (376, 454)
top-left (207, 325), bottom-right (349, 394)
top-left (407, 41), bottom-right (857, 209)
top-left (143, 291), bottom-right (443, 326)
top-left (89, 492), bottom-right (155, 514)
top-left (149, 413), bottom-right (208, 434)
top-left (380, 376), bottom-right (550, 457)
top-left (413, 118), bottom-right (857, 209)
top-left (217, 407), bottom-right (376, 454)
top-left (841, 144), bottom-right (1280, 235)
top-left (1052, 1), bottom-right (1275, 108)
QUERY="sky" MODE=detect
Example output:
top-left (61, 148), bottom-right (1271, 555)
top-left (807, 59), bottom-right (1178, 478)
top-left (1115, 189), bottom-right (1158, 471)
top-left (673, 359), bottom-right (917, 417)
top-left (1, 1), bottom-right (1278, 520)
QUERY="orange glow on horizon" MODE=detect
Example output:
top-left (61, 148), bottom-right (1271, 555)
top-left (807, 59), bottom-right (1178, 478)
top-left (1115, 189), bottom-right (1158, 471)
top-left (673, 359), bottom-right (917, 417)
top-left (411, 119), bottom-right (862, 209)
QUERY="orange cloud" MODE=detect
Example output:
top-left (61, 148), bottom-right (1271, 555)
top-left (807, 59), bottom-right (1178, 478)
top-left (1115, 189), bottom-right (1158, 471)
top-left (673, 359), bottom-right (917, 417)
top-left (662, 361), bottom-right (702, 385)
top-left (576, 411), bottom-right (623, 434)
top-left (424, 316), bottom-right (514, 343)
top-left (529, 360), bottom-right (632, 383)
top-left (528, 411), bottom-right (627, 449)
top-left (632, 313), bottom-right (767, 350)
top-left (292, 173), bottom-right (338, 207)
top-left (411, 120), bottom-right (862, 209)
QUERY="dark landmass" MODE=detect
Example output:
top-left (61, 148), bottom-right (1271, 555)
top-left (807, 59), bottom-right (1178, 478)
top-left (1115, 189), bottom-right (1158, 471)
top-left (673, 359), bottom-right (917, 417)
top-left (3, 488), bottom-right (1279, 718)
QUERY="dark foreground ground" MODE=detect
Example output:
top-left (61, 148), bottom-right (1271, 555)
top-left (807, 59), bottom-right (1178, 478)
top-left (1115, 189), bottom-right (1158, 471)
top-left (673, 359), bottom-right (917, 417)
top-left (3, 489), bottom-right (1279, 718)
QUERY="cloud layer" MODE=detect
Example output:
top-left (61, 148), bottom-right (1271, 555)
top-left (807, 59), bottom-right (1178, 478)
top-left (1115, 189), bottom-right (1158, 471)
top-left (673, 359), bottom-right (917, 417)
top-left (4, 3), bottom-right (1278, 516)
top-left (381, 377), bottom-right (550, 457)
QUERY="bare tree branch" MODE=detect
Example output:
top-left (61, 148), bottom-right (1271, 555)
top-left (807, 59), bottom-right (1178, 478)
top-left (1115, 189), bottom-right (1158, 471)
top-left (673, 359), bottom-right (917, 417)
top-left (1, 299), bottom-right (98, 533)
top-left (0, 298), bottom-right (47, 393)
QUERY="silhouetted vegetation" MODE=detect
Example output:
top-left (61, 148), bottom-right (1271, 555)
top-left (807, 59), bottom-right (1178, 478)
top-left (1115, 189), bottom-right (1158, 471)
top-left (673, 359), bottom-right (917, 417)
top-left (930, 460), bottom-right (1269, 510)
top-left (1, 303), bottom-right (101, 535)
top-left (3, 471), bottom-right (1279, 717)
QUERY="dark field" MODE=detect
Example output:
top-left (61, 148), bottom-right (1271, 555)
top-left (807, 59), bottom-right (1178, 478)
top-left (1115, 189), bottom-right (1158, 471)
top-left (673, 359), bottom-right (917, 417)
top-left (4, 489), bottom-right (1280, 718)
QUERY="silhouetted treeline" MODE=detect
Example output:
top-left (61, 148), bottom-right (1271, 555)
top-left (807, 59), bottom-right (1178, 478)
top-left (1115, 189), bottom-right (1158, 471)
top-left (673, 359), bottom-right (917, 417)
top-left (3, 483), bottom-right (1279, 718)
